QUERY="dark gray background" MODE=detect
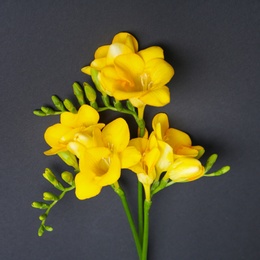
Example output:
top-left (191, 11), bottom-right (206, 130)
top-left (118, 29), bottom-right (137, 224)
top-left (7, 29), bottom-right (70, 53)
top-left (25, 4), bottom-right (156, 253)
top-left (1, 1), bottom-right (259, 259)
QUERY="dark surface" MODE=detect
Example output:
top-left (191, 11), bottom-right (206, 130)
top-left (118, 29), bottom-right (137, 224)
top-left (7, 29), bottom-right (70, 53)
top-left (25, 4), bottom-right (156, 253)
top-left (1, 1), bottom-right (259, 259)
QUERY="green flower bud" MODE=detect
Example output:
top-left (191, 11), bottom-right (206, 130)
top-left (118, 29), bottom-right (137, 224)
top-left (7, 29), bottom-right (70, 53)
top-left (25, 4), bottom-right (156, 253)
top-left (83, 82), bottom-right (97, 102)
top-left (91, 68), bottom-right (106, 95)
top-left (205, 165), bottom-right (230, 177)
top-left (38, 225), bottom-right (45, 236)
top-left (102, 95), bottom-right (111, 107)
top-left (39, 214), bottom-right (47, 221)
top-left (204, 154), bottom-right (218, 173)
top-left (33, 109), bottom-right (46, 116)
top-left (41, 106), bottom-right (55, 115)
top-left (31, 201), bottom-right (49, 209)
top-left (61, 171), bottom-right (74, 185)
top-left (126, 100), bottom-right (136, 112)
top-left (114, 100), bottom-right (123, 111)
top-left (58, 151), bottom-right (79, 170)
top-left (43, 168), bottom-right (64, 191)
top-left (43, 192), bottom-right (58, 201)
top-left (44, 226), bottom-right (53, 232)
top-left (73, 82), bottom-right (85, 105)
top-left (52, 95), bottom-right (66, 111)
top-left (63, 99), bottom-right (77, 113)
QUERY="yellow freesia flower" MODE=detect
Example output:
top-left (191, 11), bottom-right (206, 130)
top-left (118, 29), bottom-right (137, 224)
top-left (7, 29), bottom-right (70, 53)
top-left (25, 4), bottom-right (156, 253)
top-left (152, 113), bottom-right (204, 158)
top-left (164, 157), bottom-right (205, 183)
top-left (129, 133), bottom-right (173, 201)
top-left (44, 105), bottom-right (105, 155)
top-left (99, 47), bottom-right (174, 108)
top-left (73, 118), bottom-right (141, 200)
top-left (81, 32), bottom-right (138, 75)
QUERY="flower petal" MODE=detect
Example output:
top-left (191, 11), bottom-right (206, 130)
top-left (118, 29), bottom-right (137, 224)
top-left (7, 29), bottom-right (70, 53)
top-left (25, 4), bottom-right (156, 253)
top-left (112, 32), bottom-right (138, 52)
top-left (145, 58), bottom-right (174, 87)
top-left (152, 113), bottom-right (170, 139)
top-left (139, 86), bottom-right (170, 107)
top-left (120, 146), bottom-right (141, 168)
top-left (138, 46), bottom-right (164, 62)
top-left (101, 118), bottom-right (130, 152)
top-left (75, 172), bottom-right (102, 200)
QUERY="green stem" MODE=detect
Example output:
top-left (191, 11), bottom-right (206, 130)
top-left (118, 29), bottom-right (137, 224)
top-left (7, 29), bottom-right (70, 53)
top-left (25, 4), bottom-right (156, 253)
top-left (142, 200), bottom-right (152, 260)
top-left (113, 185), bottom-right (142, 259)
top-left (138, 181), bottom-right (144, 243)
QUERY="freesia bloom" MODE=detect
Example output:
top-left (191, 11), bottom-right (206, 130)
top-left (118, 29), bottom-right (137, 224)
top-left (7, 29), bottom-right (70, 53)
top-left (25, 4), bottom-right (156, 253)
top-left (164, 157), bottom-right (205, 183)
top-left (99, 47), bottom-right (174, 108)
top-left (72, 118), bottom-right (141, 200)
top-left (129, 133), bottom-right (173, 201)
top-left (152, 113), bottom-right (204, 158)
top-left (44, 105), bottom-right (104, 155)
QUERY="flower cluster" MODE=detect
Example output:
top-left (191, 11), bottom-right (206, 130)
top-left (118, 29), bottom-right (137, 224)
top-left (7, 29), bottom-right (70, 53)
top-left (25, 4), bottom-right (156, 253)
top-left (32, 32), bottom-right (230, 259)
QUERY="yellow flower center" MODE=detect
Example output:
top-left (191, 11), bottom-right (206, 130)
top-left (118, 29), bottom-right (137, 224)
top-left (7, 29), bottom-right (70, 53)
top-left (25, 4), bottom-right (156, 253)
top-left (140, 73), bottom-right (153, 91)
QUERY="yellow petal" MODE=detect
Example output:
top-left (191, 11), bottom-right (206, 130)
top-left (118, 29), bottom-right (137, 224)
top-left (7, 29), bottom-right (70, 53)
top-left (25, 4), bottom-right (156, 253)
top-left (75, 172), bottom-right (102, 200)
top-left (138, 46), bottom-right (164, 62)
top-left (129, 137), bottom-right (149, 154)
top-left (144, 147), bottom-right (160, 173)
top-left (107, 43), bottom-right (134, 65)
top-left (165, 128), bottom-right (192, 151)
top-left (112, 32), bottom-right (138, 52)
top-left (44, 124), bottom-right (71, 148)
top-left (101, 118), bottom-right (130, 152)
top-left (94, 45), bottom-right (110, 59)
top-left (152, 113), bottom-right (169, 139)
top-left (175, 146), bottom-right (199, 158)
top-left (145, 58), bottom-right (174, 87)
top-left (114, 53), bottom-right (144, 85)
top-left (139, 86), bottom-right (170, 107)
top-left (156, 140), bottom-right (174, 174)
top-left (120, 146), bottom-right (141, 168)
top-left (61, 105), bottom-right (100, 128)
top-left (91, 57), bottom-right (107, 70)
top-left (81, 66), bottom-right (91, 75)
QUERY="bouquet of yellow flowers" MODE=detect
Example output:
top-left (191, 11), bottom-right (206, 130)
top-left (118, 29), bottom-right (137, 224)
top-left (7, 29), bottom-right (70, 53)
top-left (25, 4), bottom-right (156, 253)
top-left (32, 32), bottom-right (230, 260)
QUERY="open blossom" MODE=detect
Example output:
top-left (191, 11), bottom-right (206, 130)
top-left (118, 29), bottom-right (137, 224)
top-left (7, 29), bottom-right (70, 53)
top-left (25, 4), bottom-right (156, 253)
top-left (99, 47), bottom-right (174, 108)
top-left (69, 118), bottom-right (141, 200)
top-left (152, 113), bottom-right (204, 158)
top-left (129, 132), bottom-right (173, 201)
top-left (82, 32), bottom-right (174, 108)
top-left (44, 105), bottom-right (104, 155)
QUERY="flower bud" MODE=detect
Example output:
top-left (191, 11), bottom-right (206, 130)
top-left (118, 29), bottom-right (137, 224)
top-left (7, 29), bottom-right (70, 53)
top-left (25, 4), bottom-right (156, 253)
top-left (61, 171), bottom-right (74, 185)
top-left (73, 82), bottom-right (85, 105)
top-left (58, 151), bottom-right (79, 170)
top-left (83, 82), bottom-right (97, 102)
top-left (31, 201), bottom-right (49, 209)
top-left (33, 109), bottom-right (46, 116)
top-left (41, 106), bottom-right (55, 115)
top-left (51, 95), bottom-right (66, 111)
top-left (43, 192), bottom-right (59, 201)
top-left (63, 99), bottom-right (77, 113)
top-left (204, 154), bottom-right (218, 173)
top-left (167, 158), bottom-right (204, 183)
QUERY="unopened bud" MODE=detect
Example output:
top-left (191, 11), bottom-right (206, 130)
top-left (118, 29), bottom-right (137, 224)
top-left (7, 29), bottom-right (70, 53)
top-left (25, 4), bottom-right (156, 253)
top-left (33, 109), bottom-right (46, 116)
top-left (83, 82), bottom-right (97, 102)
top-left (41, 106), bottom-right (55, 115)
top-left (52, 95), bottom-right (66, 111)
top-left (61, 171), bottom-right (74, 185)
top-left (73, 82), bottom-right (85, 105)
top-left (204, 154), bottom-right (218, 173)
top-left (58, 151), bottom-right (79, 170)
top-left (43, 192), bottom-right (58, 201)
top-left (63, 99), bottom-right (77, 113)
top-left (31, 201), bottom-right (49, 209)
